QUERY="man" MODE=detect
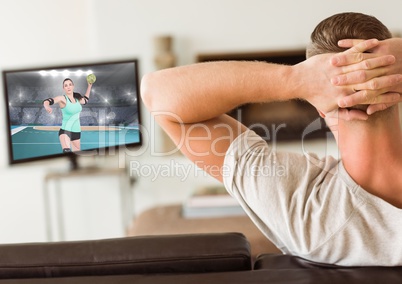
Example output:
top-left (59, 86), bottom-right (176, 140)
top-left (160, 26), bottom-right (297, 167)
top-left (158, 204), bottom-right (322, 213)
top-left (141, 12), bottom-right (402, 266)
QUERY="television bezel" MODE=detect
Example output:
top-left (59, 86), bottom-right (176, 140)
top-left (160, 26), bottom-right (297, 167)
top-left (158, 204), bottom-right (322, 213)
top-left (2, 58), bottom-right (143, 166)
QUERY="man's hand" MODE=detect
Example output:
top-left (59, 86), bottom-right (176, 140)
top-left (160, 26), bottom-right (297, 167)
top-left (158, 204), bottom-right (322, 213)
top-left (295, 39), bottom-right (399, 120)
top-left (331, 38), bottom-right (402, 115)
top-left (366, 96), bottom-right (401, 115)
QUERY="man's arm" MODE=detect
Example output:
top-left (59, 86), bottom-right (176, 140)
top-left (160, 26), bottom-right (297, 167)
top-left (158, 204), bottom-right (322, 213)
top-left (140, 59), bottom-right (331, 181)
top-left (141, 61), bottom-right (295, 123)
top-left (141, 51), bottom-right (380, 125)
top-left (141, 61), bottom-right (294, 181)
top-left (142, 40), bottom-right (399, 123)
top-left (141, 42), bottom-right (399, 182)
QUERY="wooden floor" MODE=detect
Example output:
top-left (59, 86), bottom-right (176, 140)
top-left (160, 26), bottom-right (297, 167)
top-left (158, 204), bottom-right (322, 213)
top-left (127, 204), bottom-right (281, 258)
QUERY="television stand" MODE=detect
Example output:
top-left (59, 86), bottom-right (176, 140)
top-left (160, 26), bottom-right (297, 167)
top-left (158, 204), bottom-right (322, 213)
top-left (67, 153), bottom-right (99, 172)
top-left (68, 154), bottom-right (79, 171)
top-left (43, 166), bottom-right (133, 242)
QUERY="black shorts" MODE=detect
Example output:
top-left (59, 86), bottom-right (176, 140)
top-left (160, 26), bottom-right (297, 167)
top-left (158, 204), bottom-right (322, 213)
top-left (59, 129), bottom-right (81, 141)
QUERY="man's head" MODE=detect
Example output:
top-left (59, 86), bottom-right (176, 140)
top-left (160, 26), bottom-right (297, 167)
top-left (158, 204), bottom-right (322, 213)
top-left (307, 12), bottom-right (392, 58)
top-left (307, 12), bottom-right (396, 120)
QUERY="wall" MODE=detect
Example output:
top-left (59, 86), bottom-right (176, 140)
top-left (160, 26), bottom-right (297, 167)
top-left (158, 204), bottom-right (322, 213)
top-left (0, 0), bottom-right (401, 243)
top-left (92, 0), bottom-right (402, 74)
top-left (0, 0), bottom-right (98, 242)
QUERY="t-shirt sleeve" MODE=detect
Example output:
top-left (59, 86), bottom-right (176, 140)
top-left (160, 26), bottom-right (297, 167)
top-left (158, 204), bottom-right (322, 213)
top-left (223, 130), bottom-right (343, 254)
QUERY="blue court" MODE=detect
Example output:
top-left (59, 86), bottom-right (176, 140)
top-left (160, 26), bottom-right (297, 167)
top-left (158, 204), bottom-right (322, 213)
top-left (11, 126), bottom-right (140, 161)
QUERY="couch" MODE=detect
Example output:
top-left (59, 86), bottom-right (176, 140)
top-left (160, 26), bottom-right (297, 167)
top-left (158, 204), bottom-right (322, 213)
top-left (0, 232), bottom-right (401, 284)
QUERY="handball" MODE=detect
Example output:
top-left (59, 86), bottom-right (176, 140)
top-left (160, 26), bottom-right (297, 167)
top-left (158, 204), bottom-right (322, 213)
top-left (87, 73), bottom-right (96, 84)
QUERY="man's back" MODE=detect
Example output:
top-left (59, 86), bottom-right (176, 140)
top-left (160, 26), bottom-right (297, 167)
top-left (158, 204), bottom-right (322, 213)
top-left (224, 130), bottom-right (402, 266)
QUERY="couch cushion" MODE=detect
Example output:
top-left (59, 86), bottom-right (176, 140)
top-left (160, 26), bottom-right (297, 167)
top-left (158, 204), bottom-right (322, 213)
top-left (0, 232), bottom-right (251, 279)
top-left (1, 269), bottom-right (401, 284)
top-left (254, 254), bottom-right (402, 270)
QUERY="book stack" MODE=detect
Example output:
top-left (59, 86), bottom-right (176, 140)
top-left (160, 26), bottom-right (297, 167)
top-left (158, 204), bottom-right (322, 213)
top-left (182, 185), bottom-right (246, 219)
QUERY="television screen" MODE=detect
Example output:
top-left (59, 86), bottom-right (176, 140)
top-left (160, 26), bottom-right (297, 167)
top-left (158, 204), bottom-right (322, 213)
top-left (2, 59), bottom-right (142, 165)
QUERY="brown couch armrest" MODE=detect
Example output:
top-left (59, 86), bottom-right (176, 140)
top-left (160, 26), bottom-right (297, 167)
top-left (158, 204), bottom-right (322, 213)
top-left (0, 232), bottom-right (251, 279)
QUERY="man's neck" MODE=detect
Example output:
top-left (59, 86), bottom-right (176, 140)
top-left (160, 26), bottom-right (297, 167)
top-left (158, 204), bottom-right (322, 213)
top-left (336, 109), bottom-right (402, 207)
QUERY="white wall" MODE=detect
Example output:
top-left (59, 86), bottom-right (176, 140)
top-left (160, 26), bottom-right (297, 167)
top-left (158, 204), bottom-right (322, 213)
top-left (0, 0), bottom-right (401, 243)
top-left (91, 0), bottom-right (402, 75)
top-left (0, 0), bottom-right (95, 243)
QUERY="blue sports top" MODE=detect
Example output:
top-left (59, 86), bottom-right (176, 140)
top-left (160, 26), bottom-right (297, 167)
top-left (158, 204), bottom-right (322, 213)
top-left (61, 95), bottom-right (82, 132)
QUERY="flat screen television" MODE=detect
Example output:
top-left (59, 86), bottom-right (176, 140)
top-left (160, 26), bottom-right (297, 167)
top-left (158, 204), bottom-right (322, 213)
top-left (2, 59), bottom-right (142, 169)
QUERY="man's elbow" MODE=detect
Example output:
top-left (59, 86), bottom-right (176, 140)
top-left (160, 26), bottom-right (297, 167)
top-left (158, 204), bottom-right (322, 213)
top-left (140, 72), bottom-right (159, 112)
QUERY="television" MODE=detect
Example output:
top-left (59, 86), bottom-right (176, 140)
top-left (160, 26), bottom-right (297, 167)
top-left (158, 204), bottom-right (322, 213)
top-left (2, 59), bottom-right (142, 169)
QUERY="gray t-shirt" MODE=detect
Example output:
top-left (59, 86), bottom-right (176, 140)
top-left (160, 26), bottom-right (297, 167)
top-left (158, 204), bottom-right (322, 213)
top-left (223, 130), bottom-right (402, 266)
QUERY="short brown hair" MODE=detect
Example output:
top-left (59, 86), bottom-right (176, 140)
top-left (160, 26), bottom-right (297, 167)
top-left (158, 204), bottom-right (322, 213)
top-left (307, 12), bottom-right (392, 58)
